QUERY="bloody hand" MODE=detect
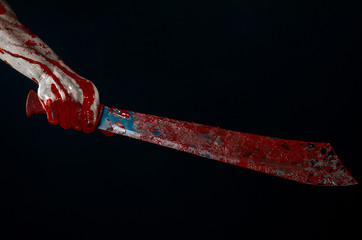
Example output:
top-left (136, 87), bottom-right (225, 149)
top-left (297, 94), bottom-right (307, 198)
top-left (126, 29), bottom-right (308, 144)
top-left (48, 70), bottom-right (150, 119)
top-left (37, 70), bottom-right (101, 133)
top-left (0, 0), bottom-right (100, 133)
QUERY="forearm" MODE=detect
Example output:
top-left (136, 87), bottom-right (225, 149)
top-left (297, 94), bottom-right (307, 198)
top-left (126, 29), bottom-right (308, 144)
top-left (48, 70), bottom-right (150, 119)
top-left (0, 0), bottom-right (87, 102)
top-left (0, 0), bottom-right (61, 81)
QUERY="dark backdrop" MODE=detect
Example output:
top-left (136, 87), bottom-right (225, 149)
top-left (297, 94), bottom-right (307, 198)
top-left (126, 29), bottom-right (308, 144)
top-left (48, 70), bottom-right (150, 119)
top-left (0, 0), bottom-right (361, 238)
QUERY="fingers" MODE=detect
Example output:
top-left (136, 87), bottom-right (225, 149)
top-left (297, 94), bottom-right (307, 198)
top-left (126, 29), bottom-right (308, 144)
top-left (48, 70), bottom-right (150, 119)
top-left (44, 99), bottom-right (98, 133)
top-left (44, 99), bottom-right (59, 126)
top-left (43, 98), bottom-right (78, 131)
top-left (80, 108), bottom-right (97, 134)
top-left (70, 101), bottom-right (81, 131)
top-left (58, 100), bottom-right (71, 130)
top-left (38, 81), bottom-right (100, 133)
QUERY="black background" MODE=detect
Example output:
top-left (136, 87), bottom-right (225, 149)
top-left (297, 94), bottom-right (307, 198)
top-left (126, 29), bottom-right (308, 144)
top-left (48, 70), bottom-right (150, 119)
top-left (0, 0), bottom-right (361, 238)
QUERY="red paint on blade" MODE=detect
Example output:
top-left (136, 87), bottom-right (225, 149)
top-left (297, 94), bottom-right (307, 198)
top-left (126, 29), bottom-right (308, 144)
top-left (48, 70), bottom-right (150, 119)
top-left (104, 107), bottom-right (357, 186)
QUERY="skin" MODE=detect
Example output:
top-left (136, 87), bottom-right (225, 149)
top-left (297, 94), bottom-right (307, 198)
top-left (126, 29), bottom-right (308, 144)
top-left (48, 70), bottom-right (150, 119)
top-left (0, 0), bottom-right (100, 133)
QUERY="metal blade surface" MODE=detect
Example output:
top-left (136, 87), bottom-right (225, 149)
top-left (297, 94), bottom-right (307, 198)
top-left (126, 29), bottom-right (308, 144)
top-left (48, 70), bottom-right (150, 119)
top-left (98, 106), bottom-right (357, 186)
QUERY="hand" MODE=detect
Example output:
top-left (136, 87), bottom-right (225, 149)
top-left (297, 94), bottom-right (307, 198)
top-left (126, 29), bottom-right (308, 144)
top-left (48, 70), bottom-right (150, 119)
top-left (37, 67), bottom-right (100, 133)
top-left (0, 0), bottom-right (100, 133)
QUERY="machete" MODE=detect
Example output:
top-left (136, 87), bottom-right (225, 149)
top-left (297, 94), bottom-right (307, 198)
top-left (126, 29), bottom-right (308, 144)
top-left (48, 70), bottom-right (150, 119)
top-left (26, 90), bottom-right (357, 186)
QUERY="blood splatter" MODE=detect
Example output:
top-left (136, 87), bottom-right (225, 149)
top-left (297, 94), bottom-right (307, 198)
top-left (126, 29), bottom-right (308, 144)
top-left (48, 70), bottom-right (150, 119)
top-left (3, 59), bottom-right (11, 67)
top-left (98, 106), bottom-right (357, 186)
top-left (0, 3), bottom-right (6, 15)
top-left (25, 40), bottom-right (37, 47)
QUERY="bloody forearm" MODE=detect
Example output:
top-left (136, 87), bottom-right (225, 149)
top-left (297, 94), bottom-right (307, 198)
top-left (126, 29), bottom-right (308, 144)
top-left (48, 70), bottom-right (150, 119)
top-left (0, 0), bottom-right (99, 123)
top-left (0, 0), bottom-right (63, 83)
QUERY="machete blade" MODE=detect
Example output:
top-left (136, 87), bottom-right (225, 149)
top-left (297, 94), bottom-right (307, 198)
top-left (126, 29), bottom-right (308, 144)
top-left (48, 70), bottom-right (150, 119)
top-left (98, 106), bottom-right (357, 186)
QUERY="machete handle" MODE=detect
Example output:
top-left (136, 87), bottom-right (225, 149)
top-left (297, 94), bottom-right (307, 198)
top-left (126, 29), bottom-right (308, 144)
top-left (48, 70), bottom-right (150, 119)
top-left (26, 90), bottom-right (46, 118)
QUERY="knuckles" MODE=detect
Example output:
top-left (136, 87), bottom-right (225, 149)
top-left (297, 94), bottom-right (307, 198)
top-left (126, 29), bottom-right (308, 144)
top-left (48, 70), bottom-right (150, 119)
top-left (37, 78), bottom-right (100, 133)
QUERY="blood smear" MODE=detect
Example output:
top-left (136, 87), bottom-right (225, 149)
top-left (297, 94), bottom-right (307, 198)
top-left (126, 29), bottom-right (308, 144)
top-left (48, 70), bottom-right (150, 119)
top-left (0, 3), bottom-right (6, 15)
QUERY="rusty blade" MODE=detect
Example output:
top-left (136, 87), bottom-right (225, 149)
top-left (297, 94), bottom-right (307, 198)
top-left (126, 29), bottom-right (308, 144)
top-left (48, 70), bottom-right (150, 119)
top-left (98, 106), bottom-right (357, 186)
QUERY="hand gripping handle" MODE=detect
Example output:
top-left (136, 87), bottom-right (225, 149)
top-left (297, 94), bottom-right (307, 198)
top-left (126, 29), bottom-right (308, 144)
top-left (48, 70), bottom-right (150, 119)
top-left (26, 90), bottom-right (105, 131)
top-left (26, 90), bottom-right (46, 118)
